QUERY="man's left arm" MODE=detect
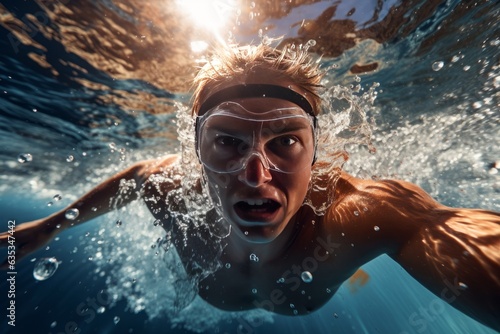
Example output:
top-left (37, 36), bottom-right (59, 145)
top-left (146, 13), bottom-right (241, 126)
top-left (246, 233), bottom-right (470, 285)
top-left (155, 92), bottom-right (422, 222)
top-left (382, 180), bottom-right (500, 332)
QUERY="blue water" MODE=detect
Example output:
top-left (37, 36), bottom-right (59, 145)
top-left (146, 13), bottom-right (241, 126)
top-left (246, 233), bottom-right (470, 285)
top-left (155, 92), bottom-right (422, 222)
top-left (0, 0), bottom-right (499, 333)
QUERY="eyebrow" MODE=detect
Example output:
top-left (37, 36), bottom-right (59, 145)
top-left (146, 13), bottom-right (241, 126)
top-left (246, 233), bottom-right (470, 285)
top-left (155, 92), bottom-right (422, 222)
top-left (208, 121), bottom-right (313, 139)
top-left (264, 122), bottom-right (312, 135)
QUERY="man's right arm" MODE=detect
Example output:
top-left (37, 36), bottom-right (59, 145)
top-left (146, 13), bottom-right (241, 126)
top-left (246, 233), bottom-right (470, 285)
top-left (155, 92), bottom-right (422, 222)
top-left (0, 154), bottom-right (181, 268)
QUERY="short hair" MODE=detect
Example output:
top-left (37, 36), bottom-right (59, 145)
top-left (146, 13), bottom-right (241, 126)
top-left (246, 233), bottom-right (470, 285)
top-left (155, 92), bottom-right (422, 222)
top-left (191, 44), bottom-right (323, 116)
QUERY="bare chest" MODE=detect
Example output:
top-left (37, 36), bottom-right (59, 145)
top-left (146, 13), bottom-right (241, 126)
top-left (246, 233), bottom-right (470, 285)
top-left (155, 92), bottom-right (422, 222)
top-left (197, 234), bottom-right (355, 315)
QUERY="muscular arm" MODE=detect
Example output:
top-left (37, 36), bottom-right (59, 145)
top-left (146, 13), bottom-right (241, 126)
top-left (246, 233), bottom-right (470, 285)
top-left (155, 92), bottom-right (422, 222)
top-left (340, 175), bottom-right (500, 331)
top-left (394, 204), bottom-right (500, 331)
top-left (0, 154), bottom-right (181, 267)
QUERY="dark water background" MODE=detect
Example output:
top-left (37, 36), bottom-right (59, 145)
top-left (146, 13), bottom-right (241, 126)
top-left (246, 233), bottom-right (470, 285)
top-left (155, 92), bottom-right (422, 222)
top-left (0, 0), bottom-right (498, 333)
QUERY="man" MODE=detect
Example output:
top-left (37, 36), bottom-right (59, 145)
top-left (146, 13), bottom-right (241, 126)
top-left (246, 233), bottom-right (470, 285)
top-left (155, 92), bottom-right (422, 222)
top-left (1, 44), bottom-right (499, 331)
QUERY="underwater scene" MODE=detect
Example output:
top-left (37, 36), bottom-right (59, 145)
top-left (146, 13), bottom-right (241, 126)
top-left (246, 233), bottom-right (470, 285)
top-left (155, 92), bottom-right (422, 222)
top-left (0, 0), bottom-right (499, 333)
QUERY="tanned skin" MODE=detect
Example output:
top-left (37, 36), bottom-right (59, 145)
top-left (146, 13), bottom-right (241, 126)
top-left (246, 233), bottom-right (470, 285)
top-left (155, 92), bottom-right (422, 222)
top-left (1, 154), bottom-right (499, 331)
top-left (1, 74), bottom-right (499, 331)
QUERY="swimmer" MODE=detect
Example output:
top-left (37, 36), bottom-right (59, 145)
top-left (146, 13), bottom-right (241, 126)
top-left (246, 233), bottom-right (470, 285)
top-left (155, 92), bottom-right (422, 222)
top-left (1, 44), bottom-right (499, 331)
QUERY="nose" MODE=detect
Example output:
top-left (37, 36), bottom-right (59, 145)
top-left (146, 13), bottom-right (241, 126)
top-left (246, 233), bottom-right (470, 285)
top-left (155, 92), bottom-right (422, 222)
top-left (237, 153), bottom-right (272, 187)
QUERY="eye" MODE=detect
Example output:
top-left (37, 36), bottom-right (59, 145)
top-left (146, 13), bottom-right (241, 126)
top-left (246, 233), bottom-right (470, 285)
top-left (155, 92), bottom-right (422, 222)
top-left (215, 136), bottom-right (242, 147)
top-left (275, 136), bottom-right (298, 147)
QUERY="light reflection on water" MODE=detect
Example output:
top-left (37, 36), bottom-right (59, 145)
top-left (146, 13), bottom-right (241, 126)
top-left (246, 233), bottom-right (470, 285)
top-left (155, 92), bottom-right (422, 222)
top-left (0, 0), bottom-right (498, 333)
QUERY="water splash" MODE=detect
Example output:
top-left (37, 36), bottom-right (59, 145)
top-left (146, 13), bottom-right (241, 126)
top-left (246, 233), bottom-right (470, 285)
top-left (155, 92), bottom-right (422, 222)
top-left (304, 82), bottom-right (378, 214)
top-left (80, 103), bottom-right (262, 331)
top-left (83, 202), bottom-right (270, 331)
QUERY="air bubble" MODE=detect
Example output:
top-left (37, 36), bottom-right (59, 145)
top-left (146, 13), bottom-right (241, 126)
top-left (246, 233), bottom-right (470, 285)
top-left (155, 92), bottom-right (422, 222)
top-left (65, 208), bottom-right (79, 220)
top-left (472, 101), bottom-right (482, 109)
top-left (301, 271), bottom-right (313, 283)
top-left (53, 194), bottom-right (62, 201)
top-left (305, 39), bottom-right (316, 48)
top-left (18, 153), bottom-right (33, 163)
top-left (116, 220), bottom-right (122, 227)
top-left (97, 306), bottom-right (106, 314)
top-left (113, 316), bottom-right (120, 324)
top-left (353, 211), bottom-right (359, 216)
top-left (432, 61), bottom-right (444, 71)
top-left (374, 226), bottom-right (380, 231)
top-left (66, 155), bottom-right (74, 162)
top-left (249, 253), bottom-right (259, 262)
top-left (252, 288), bottom-right (257, 294)
top-left (33, 257), bottom-right (60, 281)
top-left (458, 282), bottom-right (468, 290)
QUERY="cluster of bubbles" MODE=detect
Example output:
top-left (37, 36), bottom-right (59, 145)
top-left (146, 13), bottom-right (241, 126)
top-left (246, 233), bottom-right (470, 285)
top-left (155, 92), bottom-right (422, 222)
top-left (80, 201), bottom-right (270, 332)
top-left (303, 82), bottom-right (379, 214)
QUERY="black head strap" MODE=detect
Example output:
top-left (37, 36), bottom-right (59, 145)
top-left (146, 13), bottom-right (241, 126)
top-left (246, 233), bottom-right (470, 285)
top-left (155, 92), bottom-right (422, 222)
top-left (197, 84), bottom-right (315, 117)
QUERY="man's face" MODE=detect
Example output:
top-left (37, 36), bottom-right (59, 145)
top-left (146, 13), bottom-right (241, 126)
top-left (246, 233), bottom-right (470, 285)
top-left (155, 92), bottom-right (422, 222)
top-left (200, 96), bottom-right (315, 243)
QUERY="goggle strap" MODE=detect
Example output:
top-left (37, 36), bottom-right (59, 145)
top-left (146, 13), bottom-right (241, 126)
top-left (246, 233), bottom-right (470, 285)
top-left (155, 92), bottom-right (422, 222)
top-left (198, 84), bottom-right (315, 117)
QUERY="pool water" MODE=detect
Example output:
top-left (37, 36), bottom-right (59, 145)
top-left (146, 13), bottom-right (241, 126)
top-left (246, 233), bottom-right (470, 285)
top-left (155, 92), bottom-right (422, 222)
top-left (0, 0), bottom-right (499, 333)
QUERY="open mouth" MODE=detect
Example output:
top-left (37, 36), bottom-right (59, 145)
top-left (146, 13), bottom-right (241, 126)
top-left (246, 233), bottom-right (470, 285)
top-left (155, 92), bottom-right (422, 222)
top-left (234, 199), bottom-right (281, 222)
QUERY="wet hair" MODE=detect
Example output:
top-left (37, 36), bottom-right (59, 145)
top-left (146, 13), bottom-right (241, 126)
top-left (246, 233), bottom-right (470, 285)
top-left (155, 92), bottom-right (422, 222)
top-left (191, 44), bottom-right (323, 116)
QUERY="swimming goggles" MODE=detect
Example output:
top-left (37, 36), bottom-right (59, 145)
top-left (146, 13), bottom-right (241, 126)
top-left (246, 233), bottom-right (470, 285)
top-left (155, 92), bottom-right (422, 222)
top-left (195, 101), bottom-right (317, 174)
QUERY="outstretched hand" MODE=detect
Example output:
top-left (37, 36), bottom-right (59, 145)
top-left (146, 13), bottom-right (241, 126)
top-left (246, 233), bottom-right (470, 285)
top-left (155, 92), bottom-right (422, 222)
top-left (0, 217), bottom-right (61, 270)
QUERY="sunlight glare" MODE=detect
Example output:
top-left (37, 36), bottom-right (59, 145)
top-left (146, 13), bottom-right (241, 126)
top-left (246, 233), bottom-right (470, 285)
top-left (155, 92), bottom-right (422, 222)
top-left (176, 0), bottom-right (238, 38)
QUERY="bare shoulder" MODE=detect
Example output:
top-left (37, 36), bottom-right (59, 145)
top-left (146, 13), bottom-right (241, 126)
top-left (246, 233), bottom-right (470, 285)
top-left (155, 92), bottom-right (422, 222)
top-left (321, 172), bottom-right (447, 250)
top-left (333, 172), bottom-right (442, 211)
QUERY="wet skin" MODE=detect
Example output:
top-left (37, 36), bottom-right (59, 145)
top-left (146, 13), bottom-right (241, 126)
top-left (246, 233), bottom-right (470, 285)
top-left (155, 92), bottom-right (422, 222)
top-left (140, 157), bottom-right (500, 324)
top-left (202, 97), bottom-right (315, 244)
top-left (0, 143), bottom-right (499, 327)
top-left (0, 91), bottom-right (499, 329)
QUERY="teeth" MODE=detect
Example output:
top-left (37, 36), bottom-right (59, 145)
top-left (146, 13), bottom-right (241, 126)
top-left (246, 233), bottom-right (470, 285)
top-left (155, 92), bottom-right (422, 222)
top-left (245, 199), bottom-right (270, 206)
